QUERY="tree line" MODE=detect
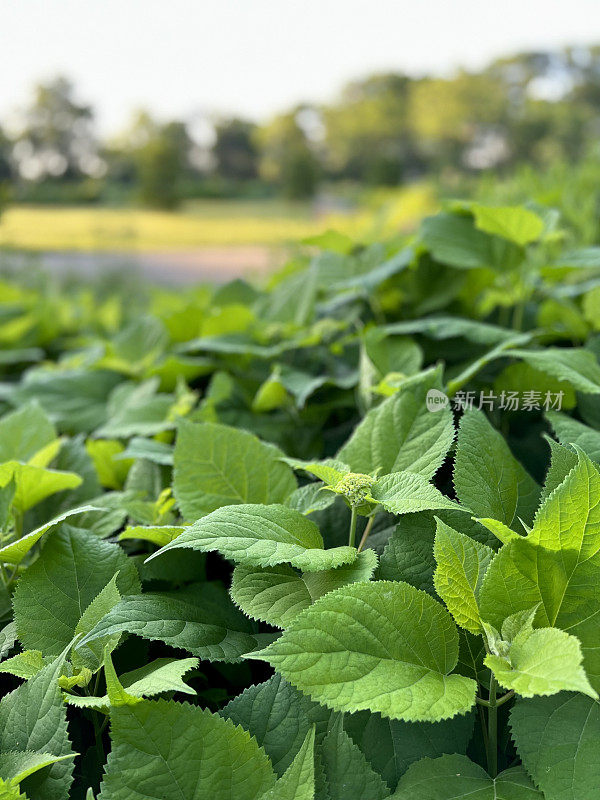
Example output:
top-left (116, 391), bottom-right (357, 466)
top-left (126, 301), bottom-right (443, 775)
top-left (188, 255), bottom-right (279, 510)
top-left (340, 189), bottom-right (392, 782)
top-left (1, 45), bottom-right (599, 209)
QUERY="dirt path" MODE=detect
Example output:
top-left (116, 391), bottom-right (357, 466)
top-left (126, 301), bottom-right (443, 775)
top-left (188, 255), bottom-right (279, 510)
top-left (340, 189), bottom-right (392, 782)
top-left (1, 246), bottom-right (282, 285)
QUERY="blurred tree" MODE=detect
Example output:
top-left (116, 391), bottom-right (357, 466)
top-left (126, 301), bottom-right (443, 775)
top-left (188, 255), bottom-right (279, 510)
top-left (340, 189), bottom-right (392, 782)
top-left (12, 76), bottom-right (102, 181)
top-left (121, 111), bottom-right (192, 209)
top-left (212, 118), bottom-right (258, 180)
top-left (323, 74), bottom-right (418, 184)
top-left (0, 126), bottom-right (11, 215)
top-left (256, 110), bottom-right (319, 199)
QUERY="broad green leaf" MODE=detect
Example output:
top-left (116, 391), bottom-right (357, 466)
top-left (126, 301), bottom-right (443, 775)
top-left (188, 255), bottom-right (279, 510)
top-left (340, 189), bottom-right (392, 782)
top-left (13, 527), bottom-right (140, 657)
top-left (78, 583), bottom-right (269, 662)
top-left (0, 752), bottom-right (75, 785)
top-left (258, 727), bottom-right (315, 800)
top-left (173, 420), bottom-right (296, 521)
top-left (392, 754), bottom-right (542, 799)
top-left (383, 316), bottom-right (515, 345)
top-left (511, 693), bottom-right (600, 800)
top-left (98, 700), bottom-right (276, 800)
top-left (95, 379), bottom-right (175, 439)
top-left (371, 472), bottom-right (463, 515)
top-left (541, 437), bottom-right (578, 503)
top-left (344, 710), bottom-right (475, 792)
top-left (0, 648), bottom-right (75, 800)
top-left (547, 411), bottom-right (600, 462)
top-left (284, 459), bottom-right (349, 487)
top-left (148, 504), bottom-right (357, 572)
top-left (321, 715), bottom-right (390, 800)
top-left (471, 204), bottom-right (544, 246)
top-left (285, 484), bottom-right (336, 515)
top-left (510, 347), bottom-right (600, 394)
top-left (433, 520), bottom-right (494, 633)
top-left (221, 674), bottom-right (332, 776)
top-left (0, 623), bottom-right (16, 659)
top-left (249, 581), bottom-right (476, 722)
top-left (494, 362), bottom-right (576, 410)
top-left (337, 368), bottom-right (454, 480)
top-left (230, 550), bottom-right (377, 628)
top-left (0, 505), bottom-right (99, 565)
top-left (116, 437), bottom-right (173, 466)
top-left (454, 410), bottom-right (539, 526)
top-left (0, 779), bottom-right (26, 799)
top-left (0, 651), bottom-right (46, 680)
top-left (118, 525), bottom-right (183, 547)
top-left (478, 451), bottom-right (600, 691)
top-left (72, 573), bottom-right (123, 672)
top-left (486, 626), bottom-right (596, 698)
top-left (85, 440), bottom-right (132, 489)
top-left (0, 463), bottom-right (82, 513)
top-left (0, 402), bottom-right (55, 463)
top-left (420, 212), bottom-right (523, 270)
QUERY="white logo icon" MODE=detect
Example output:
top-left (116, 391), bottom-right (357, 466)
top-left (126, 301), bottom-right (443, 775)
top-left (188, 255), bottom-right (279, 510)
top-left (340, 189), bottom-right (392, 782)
top-left (426, 388), bottom-right (449, 412)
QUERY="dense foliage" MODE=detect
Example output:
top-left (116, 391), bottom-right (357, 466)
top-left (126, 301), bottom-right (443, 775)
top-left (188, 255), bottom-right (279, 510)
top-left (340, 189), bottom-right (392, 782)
top-left (1, 200), bottom-right (600, 798)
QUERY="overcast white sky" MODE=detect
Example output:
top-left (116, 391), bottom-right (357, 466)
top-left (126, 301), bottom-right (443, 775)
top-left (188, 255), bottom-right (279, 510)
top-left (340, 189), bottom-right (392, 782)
top-left (2, 0), bottom-right (600, 135)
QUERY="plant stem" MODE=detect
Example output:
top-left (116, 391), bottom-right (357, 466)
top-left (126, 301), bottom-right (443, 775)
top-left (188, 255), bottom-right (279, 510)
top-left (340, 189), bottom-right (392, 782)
top-left (478, 702), bottom-right (490, 769)
top-left (496, 689), bottom-right (514, 707)
top-left (348, 506), bottom-right (357, 548)
top-left (487, 675), bottom-right (498, 778)
top-left (357, 516), bottom-right (375, 552)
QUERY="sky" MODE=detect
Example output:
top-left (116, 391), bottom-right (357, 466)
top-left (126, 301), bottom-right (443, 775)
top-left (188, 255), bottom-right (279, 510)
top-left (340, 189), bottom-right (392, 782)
top-left (1, 0), bottom-right (600, 136)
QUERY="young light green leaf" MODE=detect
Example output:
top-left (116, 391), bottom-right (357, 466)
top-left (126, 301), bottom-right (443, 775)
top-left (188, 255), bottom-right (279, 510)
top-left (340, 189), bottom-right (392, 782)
top-left (173, 420), bottom-right (296, 521)
top-left (147, 504), bottom-right (357, 572)
top-left (0, 402), bottom-right (56, 464)
top-left (433, 520), bottom-right (494, 633)
top-left (231, 550), bottom-right (378, 628)
top-left (258, 727), bottom-right (316, 800)
top-left (72, 573), bottom-right (123, 672)
top-left (98, 700), bottom-right (276, 800)
top-left (486, 626), bottom-right (597, 698)
top-left (479, 450), bottom-right (600, 691)
top-left (248, 581), bottom-right (476, 722)
top-left (470, 203), bottom-right (544, 246)
top-left (510, 694), bottom-right (600, 800)
top-left (77, 583), bottom-right (268, 663)
top-left (118, 525), bottom-right (183, 548)
top-left (0, 463), bottom-right (82, 514)
top-left (337, 368), bottom-right (454, 480)
top-left (13, 527), bottom-right (140, 657)
top-left (541, 437), bottom-right (578, 503)
top-left (454, 409), bottom-right (539, 526)
top-left (392, 754), bottom-right (543, 799)
top-left (371, 472), bottom-right (463, 515)
top-left (0, 504), bottom-right (100, 565)
top-left (0, 651), bottom-right (46, 681)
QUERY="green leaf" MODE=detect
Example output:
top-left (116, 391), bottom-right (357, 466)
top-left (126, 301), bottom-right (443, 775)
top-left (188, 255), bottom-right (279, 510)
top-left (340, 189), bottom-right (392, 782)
top-left (230, 550), bottom-right (377, 628)
top-left (78, 583), bottom-right (268, 662)
top-left (0, 648), bottom-right (75, 800)
top-left (392, 754), bottom-right (543, 799)
top-left (510, 347), bottom-right (600, 394)
top-left (420, 212), bottom-right (523, 270)
top-left (511, 693), bottom-right (600, 800)
top-left (0, 504), bottom-right (100, 565)
top-left (344, 710), bottom-right (475, 792)
top-left (540, 437), bottom-right (578, 503)
top-left (13, 527), bottom-right (140, 657)
top-left (95, 379), bottom-right (175, 439)
top-left (371, 472), bottom-right (462, 515)
top-left (249, 581), bottom-right (476, 722)
top-left (258, 727), bottom-right (316, 800)
top-left (85, 440), bottom-right (132, 490)
top-left (0, 651), bottom-right (46, 680)
top-left (478, 450), bottom-right (600, 691)
top-left (337, 368), bottom-right (454, 480)
top-left (285, 484), bottom-right (336, 515)
top-left (0, 779), bottom-right (26, 800)
top-left (148, 504), bottom-right (357, 572)
top-left (321, 715), bottom-right (390, 800)
top-left (0, 623), bottom-right (16, 659)
top-left (433, 520), bottom-right (494, 633)
top-left (98, 700), bottom-right (276, 800)
top-left (486, 626), bottom-right (596, 698)
top-left (454, 409), bottom-right (539, 526)
top-left (72, 573), bottom-right (123, 672)
top-left (0, 752), bottom-right (75, 785)
top-left (173, 420), bottom-right (296, 521)
top-left (470, 204), bottom-right (544, 246)
top-left (546, 411), bottom-right (600, 462)
top-left (118, 525), bottom-right (184, 548)
top-left (0, 402), bottom-right (55, 463)
top-left (0, 463), bottom-right (82, 513)
top-left (221, 674), bottom-right (332, 776)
